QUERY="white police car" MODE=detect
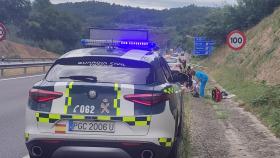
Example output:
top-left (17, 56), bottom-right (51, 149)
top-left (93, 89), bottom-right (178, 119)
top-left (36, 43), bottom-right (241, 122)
top-left (25, 29), bottom-right (184, 158)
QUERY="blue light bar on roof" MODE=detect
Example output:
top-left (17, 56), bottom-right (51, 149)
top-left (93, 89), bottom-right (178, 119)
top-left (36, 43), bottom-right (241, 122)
top-left (81, 39), bottom-right (157, 50)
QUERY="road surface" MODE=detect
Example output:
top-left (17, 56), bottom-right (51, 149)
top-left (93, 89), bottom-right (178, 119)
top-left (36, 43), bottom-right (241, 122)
top-left (0, 75), bottom-right (44, 158)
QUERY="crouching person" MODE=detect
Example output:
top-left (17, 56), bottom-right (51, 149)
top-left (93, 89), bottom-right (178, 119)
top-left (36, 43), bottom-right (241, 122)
top-left (191, 70), bottom-right (208, 97)
top-left (192, 79), bottom-right (200, 97)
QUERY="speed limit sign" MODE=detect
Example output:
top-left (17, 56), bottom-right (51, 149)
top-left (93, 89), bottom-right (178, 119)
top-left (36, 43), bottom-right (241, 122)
top-left (0, 23), bottom-right (7, 42)
top-left (227, 30), bottom-right (246, 51)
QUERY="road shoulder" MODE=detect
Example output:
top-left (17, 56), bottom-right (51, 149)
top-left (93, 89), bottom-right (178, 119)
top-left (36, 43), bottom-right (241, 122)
top-left (189, 80), bottom-right (280, 158)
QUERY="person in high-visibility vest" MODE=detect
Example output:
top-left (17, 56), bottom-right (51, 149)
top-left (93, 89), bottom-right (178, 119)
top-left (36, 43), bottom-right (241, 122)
top-left (191, 70), bottom-right (208, 97)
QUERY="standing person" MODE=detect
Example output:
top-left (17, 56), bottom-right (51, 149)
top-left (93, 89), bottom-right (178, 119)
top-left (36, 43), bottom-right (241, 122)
top-left (185, 66), bottom-right (193, 89)
top-left (191, 70), bottom-right (208, 97)
top-left (1, 56), bottom-right (5, 62)
top-left (179, 59), bottom-right (187, 73)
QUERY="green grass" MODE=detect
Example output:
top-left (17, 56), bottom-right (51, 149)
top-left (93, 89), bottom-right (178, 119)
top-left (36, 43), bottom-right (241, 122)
top-left (209, 66), bottom-right (280, 137)
top-left (250, 86), bottom-right (280, 136)
top-left (211, 66), bottom-right (269, 103)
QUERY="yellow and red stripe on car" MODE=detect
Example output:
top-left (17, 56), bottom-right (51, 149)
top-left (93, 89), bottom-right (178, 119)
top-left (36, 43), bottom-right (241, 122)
top-left (55, 123), bottom-right (67, 134)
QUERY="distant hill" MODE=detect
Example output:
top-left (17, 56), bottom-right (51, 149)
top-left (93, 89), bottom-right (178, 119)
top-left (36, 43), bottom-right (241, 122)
top-left (54, 1), bottom-right (211, 49)
top-left (54, 1), bottom-right (211, 29)
top-left (0, 40), bottom-right (58, 58)
top-left (206, 7), bottom-right (280, 85)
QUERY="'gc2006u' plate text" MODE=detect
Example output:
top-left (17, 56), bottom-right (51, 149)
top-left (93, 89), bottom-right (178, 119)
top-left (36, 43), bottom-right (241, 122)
top-left (69, 121), bottom-right (115, 133)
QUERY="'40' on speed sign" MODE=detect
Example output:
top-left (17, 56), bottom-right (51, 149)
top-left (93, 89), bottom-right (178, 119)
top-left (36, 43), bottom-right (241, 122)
top-left (227, 30), bottom-right (246, 51)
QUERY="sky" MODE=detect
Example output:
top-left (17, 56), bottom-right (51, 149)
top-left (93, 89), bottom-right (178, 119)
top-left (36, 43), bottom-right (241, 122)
top-left (50, 0), bottom-right (237, 9)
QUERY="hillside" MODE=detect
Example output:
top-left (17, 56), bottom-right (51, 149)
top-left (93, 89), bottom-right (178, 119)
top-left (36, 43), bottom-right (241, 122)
top-left (0, 40), bottom-right (58, 58)
top-left (202, 7), bottom-right (280, 136)
top-left (55, 2), bottom-right (211, 29)
top-left (206, 7), bottom-right (280, 86)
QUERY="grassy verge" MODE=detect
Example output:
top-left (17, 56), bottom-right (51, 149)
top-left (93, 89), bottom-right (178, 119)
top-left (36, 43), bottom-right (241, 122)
top-left (180, 94), bottom-right (192, 158)
top-left (209, 66), bottom-right (270, 102)
top-left (250, 86), bottom-right (280, 135)
top-left (208, 66), bottom-right (280, 137)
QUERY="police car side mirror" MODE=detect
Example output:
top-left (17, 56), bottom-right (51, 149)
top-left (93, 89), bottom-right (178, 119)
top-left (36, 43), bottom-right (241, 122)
top-left (171, 71), bottom-right (185, 83)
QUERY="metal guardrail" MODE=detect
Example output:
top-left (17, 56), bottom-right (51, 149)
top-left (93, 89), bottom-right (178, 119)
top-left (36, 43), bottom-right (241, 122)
top-left (0, 58), bottom-right (57, 63)
top-left (0, 62), bottom-right (54, 68)
top-left (0, 61), bottom-right (55, 77)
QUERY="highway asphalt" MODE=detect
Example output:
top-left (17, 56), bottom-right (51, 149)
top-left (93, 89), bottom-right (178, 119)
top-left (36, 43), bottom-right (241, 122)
top-left (0, 75), bottom-right (44, 158)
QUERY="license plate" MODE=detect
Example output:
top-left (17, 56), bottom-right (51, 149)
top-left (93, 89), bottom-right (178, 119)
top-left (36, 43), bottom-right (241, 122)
top-left (69, 120), bottom-right (115, 133)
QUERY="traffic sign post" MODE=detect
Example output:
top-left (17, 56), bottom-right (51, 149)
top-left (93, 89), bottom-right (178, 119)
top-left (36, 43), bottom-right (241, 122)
top-left (227, 30), bottom-right (246, 51)
top-left (0, 23), bottom-right (7, 42)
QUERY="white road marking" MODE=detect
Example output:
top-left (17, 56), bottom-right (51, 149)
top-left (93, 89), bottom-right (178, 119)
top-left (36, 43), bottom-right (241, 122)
top-left (23, 155), bottom-right (29, 158)
top-left (0, 74), bottom-right (45, 82)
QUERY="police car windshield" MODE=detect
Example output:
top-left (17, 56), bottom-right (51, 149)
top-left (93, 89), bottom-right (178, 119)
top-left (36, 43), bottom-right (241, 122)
top-left (46, 57), bottom-right (154, 85)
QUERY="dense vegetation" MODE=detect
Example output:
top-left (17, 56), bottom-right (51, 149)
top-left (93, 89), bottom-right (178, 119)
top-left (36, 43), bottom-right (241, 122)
top-left (54, 1), bottom-right (211, 52)
top-left (0, 0), bottom-right (81, 53)
top-left (1, 0), bottom-right (280, 53)
top-left (55, 2), bottom-right (211, 28)
top-left (0, 0), bottom-right (31, 25)
top-left (21, 0), bottom-right (81, 52)
top-left (0, 0), bottom-right (211, 53)
top-left (56, 0), bottom-right (280, 47)
top-left (200, 3), bottom-right (280, 136)
top-left (202, 0), bottom-right (280, 43)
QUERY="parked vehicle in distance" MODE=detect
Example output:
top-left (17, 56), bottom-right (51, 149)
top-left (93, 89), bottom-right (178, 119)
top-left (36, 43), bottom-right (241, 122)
top-left (165, 57), bottom-right (181, 72)
top-left (171, 53), bottom-right (179, 58)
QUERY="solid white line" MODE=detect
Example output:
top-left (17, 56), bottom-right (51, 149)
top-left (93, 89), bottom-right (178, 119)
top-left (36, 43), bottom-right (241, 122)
top-left (23, 155), bottom-right (29, 158)
top-left (0, 74), bottom-right (45, 82)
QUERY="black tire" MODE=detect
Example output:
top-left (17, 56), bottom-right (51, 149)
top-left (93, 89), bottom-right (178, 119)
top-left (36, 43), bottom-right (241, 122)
top-left (28, 154), bottom-right (35, 158)
top-left (168, 138), bottom-right (179, 158)
top-left (170, 105), bottom-right (183, 158)
top-left (177, 100), bottom-right (184, 137)
top-left (177, 113), bottom-right (183, 137)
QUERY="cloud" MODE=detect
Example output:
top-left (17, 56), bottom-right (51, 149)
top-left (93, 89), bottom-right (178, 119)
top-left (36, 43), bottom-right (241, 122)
top-left (50, 0), bottom-right (236, 9)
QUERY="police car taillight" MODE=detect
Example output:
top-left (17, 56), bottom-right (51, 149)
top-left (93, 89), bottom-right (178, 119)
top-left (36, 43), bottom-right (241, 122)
top-left (29, 89), bottom-right (63, 103)
top-left (124, 93), bottom-right (169, 106)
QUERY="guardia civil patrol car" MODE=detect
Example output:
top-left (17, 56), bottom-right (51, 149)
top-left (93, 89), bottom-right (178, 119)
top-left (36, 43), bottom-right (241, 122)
top-left (25, 29), bottom-right (184, 158)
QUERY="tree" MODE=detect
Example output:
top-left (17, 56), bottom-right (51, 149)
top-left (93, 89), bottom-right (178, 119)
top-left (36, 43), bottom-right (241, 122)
top-left (236, 0), bottom-right (280, 28)
top-left (198, 0), bottom-right (280, 45)
top-left (19, 0), bottom-right (82, 53)
top-left (0, 0), bottom-right (31, 24)
top-left (32, 0), bottom-right (52, 11)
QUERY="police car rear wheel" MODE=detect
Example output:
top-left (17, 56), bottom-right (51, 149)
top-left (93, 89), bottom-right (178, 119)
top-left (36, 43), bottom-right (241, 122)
top-left (177, 113), bottom-right (183, 137)
top-left (28, 154), bottom-right (36, 158)
top-left (168, 138), bottom-right (179, 158)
